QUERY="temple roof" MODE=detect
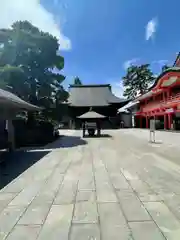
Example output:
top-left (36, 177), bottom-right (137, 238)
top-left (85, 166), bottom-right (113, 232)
top-left (118, 101), bottom-right (139, 113)
top-left (77, 111), bottom-right (106, 119)
top-left (68, 84), bottom-right (129, 107)
top-left (135, 67), bottom-right (180, 101)
top-left (0, 88), bottom-right (41, 111)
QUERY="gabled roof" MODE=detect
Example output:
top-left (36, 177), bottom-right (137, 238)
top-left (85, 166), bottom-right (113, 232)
top-left (118, 101), bottom-right (139, 113)
top-left (0, 88), bottom-right (41, 111)
top-left (135, 67), bottom-right (180, 101)
top-left (68, 84), bottom-right (128, 107)
top-left (173, 52), bottom-right (180, 67)
top-left (77, 111), bottom-right (106, 119)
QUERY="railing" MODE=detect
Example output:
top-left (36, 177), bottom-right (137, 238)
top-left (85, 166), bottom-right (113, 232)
top-left (160, 92), bottom-right (180, 105)
top-left (141, 93), bottom-right (180, 112)
top-left (142, 102), bottom-right (161, 112)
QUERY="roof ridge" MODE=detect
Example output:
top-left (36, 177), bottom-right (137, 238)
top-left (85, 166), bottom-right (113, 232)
top-left (69, 84), bottom-right (111, 88)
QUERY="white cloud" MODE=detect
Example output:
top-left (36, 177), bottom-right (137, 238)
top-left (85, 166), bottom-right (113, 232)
top-left (111, 81), bottom-right (124, 98)
top-left (145, 18), bottom-right (157, 41)
top-left (0, 0), bottom-right (71, 50)
top-left (152, 59), bottom-right (169, 66)
top-left (123, 58), bottom-right (139, 70)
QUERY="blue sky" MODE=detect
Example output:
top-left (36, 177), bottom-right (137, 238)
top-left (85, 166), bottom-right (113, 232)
top-left (1, 0), bottom-right (180, 97)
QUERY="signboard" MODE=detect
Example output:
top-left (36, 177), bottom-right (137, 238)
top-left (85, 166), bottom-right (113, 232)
top-left (150, 119), bottom-right (155, 132)
top-left (149, 119), bottom-right (156, 142)
top-left (165, 108), bottom-right (174, 113)
top-left (132, 116), bottom-right (135, 127)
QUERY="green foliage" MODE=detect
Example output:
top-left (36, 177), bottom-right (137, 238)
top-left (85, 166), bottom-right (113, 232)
top-left (73, 76), bottom-right (82, 85)
top-left (122, 64), bottom-right (155, 99)
top-left (0, 20), bottom-right (68, 121)
top-left (161, 65), bottom-right (170, 72)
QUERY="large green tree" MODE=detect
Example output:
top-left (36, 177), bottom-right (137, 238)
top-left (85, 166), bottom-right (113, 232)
top-left (0, 21), bottom-right (67, 112)
top-left (122, 64), bottom-right (155, 99)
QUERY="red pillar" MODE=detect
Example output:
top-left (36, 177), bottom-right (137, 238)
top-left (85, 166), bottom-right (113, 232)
top-left (164, 114), bottom-right (167, 129)
top-left (168, 114), bottom-right (172, 129)
top-left (140, 117), bottom-right (142, 128)
top-left (146, 116), bottom-right (148, 128)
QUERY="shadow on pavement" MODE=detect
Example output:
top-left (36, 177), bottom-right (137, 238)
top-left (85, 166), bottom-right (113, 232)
top-left (0, 135), bottom-right (87, 190)
top-left (16, 136), bottom-right (87, 150)
top-left (83, 134), bottom-right (112, 139)
top-left (0, 149), bottom-right (50, 190)
top-left (52, 135), bottom-right (87, 148)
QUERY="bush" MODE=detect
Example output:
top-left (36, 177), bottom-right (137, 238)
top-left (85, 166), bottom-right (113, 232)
top-left (13, 119), bottom-right (55, 147)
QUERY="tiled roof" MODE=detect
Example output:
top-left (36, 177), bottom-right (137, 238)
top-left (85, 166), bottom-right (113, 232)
top-left (77, 111), bottom-right (106, 119)
top-left (68, 84), bottom-right (129, 107)
top-left (0, 88), bottom-right (41, 111)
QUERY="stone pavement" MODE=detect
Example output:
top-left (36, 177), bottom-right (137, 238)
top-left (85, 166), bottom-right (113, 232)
top-left (0, 129), bottom-right (180, 239)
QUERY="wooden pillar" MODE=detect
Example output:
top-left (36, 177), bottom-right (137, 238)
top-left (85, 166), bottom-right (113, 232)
top-left (164, 114), bottom-right (167, 129)
top-left (146, 116), bottom-right (148, 128)
top-left (168, 114), bottom-right (172, 129)
top-left (6, 119), bottom-right (15, 151)
top-left (140, 116), bottom-right (142, 128)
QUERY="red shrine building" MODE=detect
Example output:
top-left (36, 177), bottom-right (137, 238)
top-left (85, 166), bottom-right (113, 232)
top-left (134, 53), bottom-right (180, 130)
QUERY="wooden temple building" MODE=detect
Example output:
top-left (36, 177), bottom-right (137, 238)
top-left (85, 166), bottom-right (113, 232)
top-left (134, 54), bottom-right (180, 130)
top-left (0, 88), bottom-right (40, 151)
top-left (67, 84), bottom-right (129, 129)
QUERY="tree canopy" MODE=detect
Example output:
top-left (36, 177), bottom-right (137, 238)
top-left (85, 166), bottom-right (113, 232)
top-left (73, 76), bottom-right (82, 85)
top-left (0, 21), bottom-right (69, 121)
top-left (122, 64), bottom-right (155, 99)
top-left (161, 65), bottom-right (170, 72)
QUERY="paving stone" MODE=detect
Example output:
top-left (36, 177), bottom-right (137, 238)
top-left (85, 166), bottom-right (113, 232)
top-left (1, 177), bottom-right (28, 193)
top-left (117, 189), bottom-right (151, 221)
top-left (0, 206), bottom-right (25, 240)
top-left (129, 221), bottom-right (165, 240)
top-left (54, 182), bottom-right (78, 204)
top-left (76, 190), bottom-right (96, 202)
top-left (0, 193), bottom-right (17, 213)
top-left (98, 203), bottom-right (131, 240)
top-left (70, 224), bottom-right (100, 240)
top-left (2, 129), bottom-right (180, 239)
top-left (78, 174), bottom-right (95, 191)
top-left (121, 169), bottom-right (139, 181)
top-left (95, 171), bottom-right (117, 202)
top-left (144, 201), bottom-right (180, 239)
top-left (128, 178), bottom-right (163, 202)
top-left (162, 193), bottom-right (180, 221)
top-left (109, 173), bottom-right (131, 190)
top-left (9, 182), bottom-right (43, 206)
top-left (138, 192), bottom-right (163, 202)
top-left (6, 225), bottom-right (41, 240)
top-left (33, 173), bottom-right (64, 204)
top-left (18, 203), bottom-right (51, 225)
top-left (56, 158), bottom-right (72, 173)
top-left (73, 202), bottom-right (98, 224)
top-left (96, 184), bottom-right (117, 202)
top-left (37, 204), bottom-right (73, 240)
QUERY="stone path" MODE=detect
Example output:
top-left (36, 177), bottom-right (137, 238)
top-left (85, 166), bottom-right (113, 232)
top-left (0, 129), bottom-right (180, 239)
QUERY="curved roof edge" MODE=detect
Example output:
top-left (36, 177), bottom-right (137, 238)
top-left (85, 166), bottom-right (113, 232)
top-left (68, 84), bottom-right (129, 107)
top-left (135, 67), bottom-right (180, 101)
top-left (150, 67), bottom-right (180, 90)
top-left (0, 88), bottom-right (41, 111)
top-left (69, 84), bottom-right (111, 88)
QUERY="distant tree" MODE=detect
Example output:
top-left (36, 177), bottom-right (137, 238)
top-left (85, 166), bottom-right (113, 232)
top-left (74, 76), bottom-right (82, 85)
top-left (161, 65), bottom-right (170, 72)
top-left (122, 64), bottom-right (155, 99)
